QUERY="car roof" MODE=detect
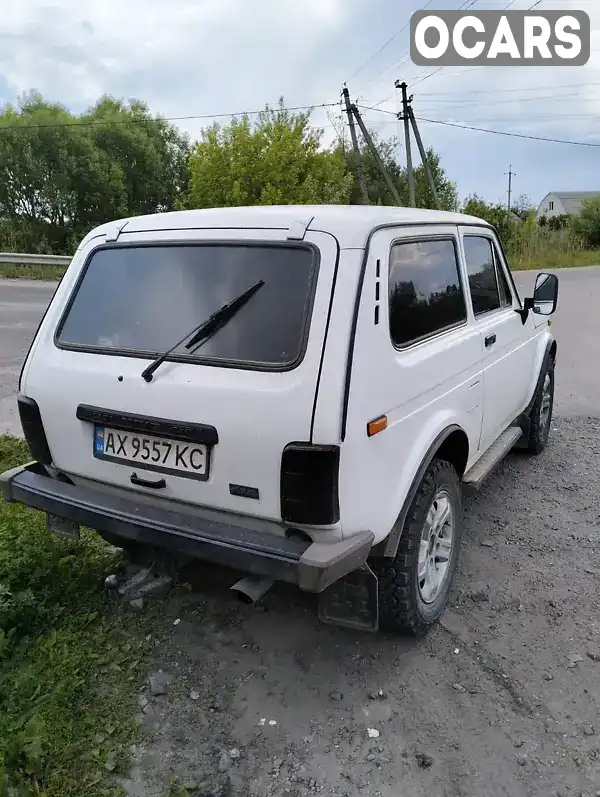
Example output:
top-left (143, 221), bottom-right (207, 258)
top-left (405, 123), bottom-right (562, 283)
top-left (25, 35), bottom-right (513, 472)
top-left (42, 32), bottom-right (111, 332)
top-left (82, 204), bottom-right (492, 251)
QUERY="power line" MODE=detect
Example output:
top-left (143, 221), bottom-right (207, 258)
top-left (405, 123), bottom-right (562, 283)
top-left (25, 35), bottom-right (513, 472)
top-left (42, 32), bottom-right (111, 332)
top-left (348, 0), bottom-right (435, 83)
top-left (418, 90), bottom-right (600, 110)
top-left (356, 104), bottom-right (600, 146)
top-left (408, 0), bottom-right (545, 90)
top-left (357, 107), bottom-right (600, 125)
top-left (0, 102), bottom-right (339, 133)
top-left (356, 0), bottom-right (478, 99)
top-left (417, 82), bottom-right (600, 98)
top-left (414, 116), bottom-right (600, 147)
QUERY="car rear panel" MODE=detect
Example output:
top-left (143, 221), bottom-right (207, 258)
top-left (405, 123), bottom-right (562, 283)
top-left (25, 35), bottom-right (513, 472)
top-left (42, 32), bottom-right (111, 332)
top-left (21, 228), bottom-right (340, 524)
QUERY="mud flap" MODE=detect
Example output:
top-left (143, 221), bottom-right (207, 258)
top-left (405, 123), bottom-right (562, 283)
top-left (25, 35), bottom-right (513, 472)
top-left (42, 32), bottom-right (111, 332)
top-left (318, 564), bottom-right (379, 633)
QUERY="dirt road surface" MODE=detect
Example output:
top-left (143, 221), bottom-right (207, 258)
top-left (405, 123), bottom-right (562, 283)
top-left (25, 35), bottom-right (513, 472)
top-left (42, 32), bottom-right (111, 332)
top-left (1, 268), bottom-right (600, 797)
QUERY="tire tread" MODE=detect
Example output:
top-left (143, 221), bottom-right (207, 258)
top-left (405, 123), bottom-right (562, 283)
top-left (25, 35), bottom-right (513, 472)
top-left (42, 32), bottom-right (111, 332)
top-left (371, 458), bottom-right (460, 636)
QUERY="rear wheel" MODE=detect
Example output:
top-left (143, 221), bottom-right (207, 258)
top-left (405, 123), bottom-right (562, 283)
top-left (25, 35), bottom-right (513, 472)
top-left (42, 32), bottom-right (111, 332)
top-left (527, 357), bottom-right (555, 455)
top-left (371, 459), bottom-right (462, 636)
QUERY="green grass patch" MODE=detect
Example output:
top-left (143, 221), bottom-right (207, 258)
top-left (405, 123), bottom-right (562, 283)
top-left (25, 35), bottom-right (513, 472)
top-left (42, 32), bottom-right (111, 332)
top-left (512, 248), bottom-right (600, 271)
top-left (0, 264), bottom-right (66, 281)
top-left (0, 436), bottom-right (153, 797)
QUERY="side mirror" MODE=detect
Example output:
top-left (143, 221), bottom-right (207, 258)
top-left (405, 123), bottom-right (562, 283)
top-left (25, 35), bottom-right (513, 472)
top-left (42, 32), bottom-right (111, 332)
top-left (515, 272), bottom-right (558, 324)
top-left (532, 272), bottom-right (559, 316)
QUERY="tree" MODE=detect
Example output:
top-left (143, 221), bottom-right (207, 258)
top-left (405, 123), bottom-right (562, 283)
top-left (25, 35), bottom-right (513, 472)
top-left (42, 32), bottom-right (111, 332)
top-left (333, 122), bottom-right (457, 211)
top-left (83, 97), bottom-right (191, 217)
top-left (510, 193), bottom-right (535, 221)
top-left (0, 92), bottom-right (124, 253)
top-left (335, 129), bottom-right (403, 207)
top-left (461, 193), bottom-right (520, 249)
top-left (399, 147), bottom-right (458, 211)
top-left (570, 195), bottom-right (600, 247)
top-left (0, 92), bottom-right (192, 254)
top-left (185, 99), bottom-right (353, 209)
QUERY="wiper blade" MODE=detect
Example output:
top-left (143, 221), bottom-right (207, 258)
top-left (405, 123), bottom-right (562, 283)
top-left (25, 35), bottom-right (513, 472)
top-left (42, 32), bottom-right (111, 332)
top-left (141, 280), bottom-right (265, 383)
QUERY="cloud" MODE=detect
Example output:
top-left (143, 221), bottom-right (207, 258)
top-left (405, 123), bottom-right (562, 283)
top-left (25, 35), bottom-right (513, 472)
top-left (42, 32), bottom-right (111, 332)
top-left (0, 0), bottom-right (598, 205)
top-left (0, 0), bottom-right (355, 118)
top-left (352, 0), bottom-right (600, 203)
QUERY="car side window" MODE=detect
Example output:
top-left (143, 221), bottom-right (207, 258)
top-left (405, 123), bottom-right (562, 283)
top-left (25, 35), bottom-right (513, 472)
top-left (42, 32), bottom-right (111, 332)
top-left (388, 238), bottom-right (467, 348)
top-left (463, 236), bottom-right (506, 316)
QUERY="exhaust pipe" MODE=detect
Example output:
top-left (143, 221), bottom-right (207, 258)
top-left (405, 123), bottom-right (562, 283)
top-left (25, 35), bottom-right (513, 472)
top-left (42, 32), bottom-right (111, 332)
top-left (230, 575), bottom-right (274, 604)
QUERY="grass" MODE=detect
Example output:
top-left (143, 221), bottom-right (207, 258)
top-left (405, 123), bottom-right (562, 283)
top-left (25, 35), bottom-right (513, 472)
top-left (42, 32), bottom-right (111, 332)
top-left (512, 248), bottom-right (600, 271)
top-left (1, 239), bottom-right (599, 283)
top-left (506, 223), bottom-right (600, 271)
top-left (0, 264), bottom-right (67, 281)
top-left (0, 435), bottom-right (153, 797)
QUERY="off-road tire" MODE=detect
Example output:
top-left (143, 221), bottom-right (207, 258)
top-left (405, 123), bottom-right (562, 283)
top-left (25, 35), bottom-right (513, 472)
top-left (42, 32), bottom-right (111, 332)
top-left (526, 357), bottom-right (555, 455)
top-left (370, 459), bottom-right (462, 637)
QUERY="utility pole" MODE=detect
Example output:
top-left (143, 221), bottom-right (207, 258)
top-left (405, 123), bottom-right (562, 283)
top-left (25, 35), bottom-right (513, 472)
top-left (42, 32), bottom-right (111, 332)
top-left (351, 104), bottom-right (402, 206)
top-left (407, 106), bottom-right (441, 210)
top-left (505, 165), bottom-right (515, 211)
top-left (342, 86), bottom-right (369, 205)
top-left (397, 80), bottom-right (415, 207)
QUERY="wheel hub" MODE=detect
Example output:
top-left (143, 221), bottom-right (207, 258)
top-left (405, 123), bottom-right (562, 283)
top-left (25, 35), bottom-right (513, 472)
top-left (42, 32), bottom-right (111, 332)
top-left (539, 373), bottom-right (552, 433)
top-left (418, 489), bottom-right (454, 604)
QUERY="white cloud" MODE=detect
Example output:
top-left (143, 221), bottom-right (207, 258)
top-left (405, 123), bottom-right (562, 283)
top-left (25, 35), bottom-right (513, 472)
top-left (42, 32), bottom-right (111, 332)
top-left (0, 0), bottom-right (354, 115)
top-left (0, 0), bottom-right (598, 204)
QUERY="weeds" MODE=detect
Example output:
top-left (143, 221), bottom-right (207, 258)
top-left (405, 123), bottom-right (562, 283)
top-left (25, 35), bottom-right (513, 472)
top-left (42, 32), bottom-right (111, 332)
top-left (0, 436), bottom-right (152, 797)
top-left (0, 264), bottom-right (66, 281)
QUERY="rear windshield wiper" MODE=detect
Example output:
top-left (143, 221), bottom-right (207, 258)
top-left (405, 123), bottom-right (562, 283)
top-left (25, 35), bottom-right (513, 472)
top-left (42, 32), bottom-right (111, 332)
top-left (141, 279), bottom-right (265, 382)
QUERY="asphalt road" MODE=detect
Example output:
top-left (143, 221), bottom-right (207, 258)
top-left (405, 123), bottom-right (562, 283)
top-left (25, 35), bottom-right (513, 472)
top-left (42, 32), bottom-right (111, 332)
top-left (0, 279), bottom-right (57, 436)
top-left (1, 267), bottom-right (598, 436)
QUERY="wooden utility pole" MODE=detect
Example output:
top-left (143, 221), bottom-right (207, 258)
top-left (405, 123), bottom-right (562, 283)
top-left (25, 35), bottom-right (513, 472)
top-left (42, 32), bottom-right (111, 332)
top-left (351, 104), bottom-right (402, 206)
top-left (342, 86), bottom-right (369, 205)
top-left (397, 80), bottom-right (415, 207)
top-left (505, 165), bottom-right (515, 211)
top-left (408, 107), bottom-right (441, 210)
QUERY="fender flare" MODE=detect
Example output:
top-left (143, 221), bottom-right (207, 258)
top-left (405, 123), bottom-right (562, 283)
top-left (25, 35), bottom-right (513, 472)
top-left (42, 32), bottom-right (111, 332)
top-left (372, 424), bottom-right (465, 560)
top-left (518, 337), bottom-right (557, 438)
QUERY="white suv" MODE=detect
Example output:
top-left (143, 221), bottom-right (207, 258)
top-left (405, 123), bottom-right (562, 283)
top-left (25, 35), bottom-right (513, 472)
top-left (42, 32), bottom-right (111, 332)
top-left (1, 206), bottom-right (558, 635)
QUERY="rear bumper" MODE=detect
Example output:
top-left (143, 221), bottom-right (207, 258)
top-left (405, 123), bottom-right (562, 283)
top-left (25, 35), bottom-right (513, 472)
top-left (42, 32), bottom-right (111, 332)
top-left (0, 463), bottom-right (374, 593)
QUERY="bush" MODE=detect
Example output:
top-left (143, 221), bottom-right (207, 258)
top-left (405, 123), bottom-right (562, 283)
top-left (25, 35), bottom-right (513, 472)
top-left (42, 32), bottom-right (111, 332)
top-left (544, 214), bottom-right (571, 231)
top-left (460, 194), bottom-right (597, 269)
top-left (461, 194), bottom-right (521, 251)
top-left (571, 195), bottom-right (600, 248)
top-left (508, 220), bottom-right (585, 268)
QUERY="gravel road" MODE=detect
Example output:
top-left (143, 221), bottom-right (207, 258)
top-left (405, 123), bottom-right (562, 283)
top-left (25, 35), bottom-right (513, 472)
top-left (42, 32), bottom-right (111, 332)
top-left (1, 269), bottom-right (600, 797)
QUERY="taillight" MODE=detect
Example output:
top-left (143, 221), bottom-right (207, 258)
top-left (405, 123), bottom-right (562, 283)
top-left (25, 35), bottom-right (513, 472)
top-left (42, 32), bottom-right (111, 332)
top-left (17, 395), bottom-right (52, 464)
top-left (280, 443), bottom-right (340, 525)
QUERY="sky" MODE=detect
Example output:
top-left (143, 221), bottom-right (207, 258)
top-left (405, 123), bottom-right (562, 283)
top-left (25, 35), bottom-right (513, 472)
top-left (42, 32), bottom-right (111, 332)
top-left (0, 0), bottom-right (598, 209)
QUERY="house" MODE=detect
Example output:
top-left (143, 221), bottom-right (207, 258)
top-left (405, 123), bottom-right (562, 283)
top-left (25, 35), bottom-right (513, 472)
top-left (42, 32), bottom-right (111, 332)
top-left (536, 191), bottom-right (600, 220)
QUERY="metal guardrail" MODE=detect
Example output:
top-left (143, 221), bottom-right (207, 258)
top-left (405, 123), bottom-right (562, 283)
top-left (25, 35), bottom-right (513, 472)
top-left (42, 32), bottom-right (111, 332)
top-left (0, 252), bottom-right (71, 266)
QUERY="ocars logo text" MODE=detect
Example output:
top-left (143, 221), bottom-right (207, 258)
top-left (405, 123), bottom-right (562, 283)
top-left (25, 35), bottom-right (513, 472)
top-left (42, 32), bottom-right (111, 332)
top-left (410, 10), bottom-right (590, 66)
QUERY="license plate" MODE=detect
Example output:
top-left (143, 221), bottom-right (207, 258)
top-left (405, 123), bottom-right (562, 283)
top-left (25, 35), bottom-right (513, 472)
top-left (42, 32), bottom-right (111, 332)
top-left (93, 426), bottom-right (209, 481)
top-left (46, 513), bottom-right (80, 540)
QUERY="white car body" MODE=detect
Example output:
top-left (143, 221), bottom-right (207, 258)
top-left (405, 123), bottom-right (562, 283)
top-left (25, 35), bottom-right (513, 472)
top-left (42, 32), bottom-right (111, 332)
top-left (1, 205), bottom-right (557, 631)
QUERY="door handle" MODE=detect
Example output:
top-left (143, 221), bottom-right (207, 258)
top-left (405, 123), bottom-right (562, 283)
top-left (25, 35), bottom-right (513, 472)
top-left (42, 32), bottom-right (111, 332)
top-left (485, 334), bottom-right (497, 348)
top-left (131, 473), bottom-right (167, 489)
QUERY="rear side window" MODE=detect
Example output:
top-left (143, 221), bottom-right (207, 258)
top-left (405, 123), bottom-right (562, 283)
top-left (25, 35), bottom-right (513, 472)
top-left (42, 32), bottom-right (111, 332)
top-left (56, 243), bottom-right (317, 369)
top-left (389, 238), bottom-right (467, 347)
top-left (463, 236), bottom-right (511, 315)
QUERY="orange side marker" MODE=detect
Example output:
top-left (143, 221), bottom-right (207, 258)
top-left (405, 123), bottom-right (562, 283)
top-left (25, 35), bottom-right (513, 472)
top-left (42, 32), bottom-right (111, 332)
top-left (367, 415), bottom-right (388, 437)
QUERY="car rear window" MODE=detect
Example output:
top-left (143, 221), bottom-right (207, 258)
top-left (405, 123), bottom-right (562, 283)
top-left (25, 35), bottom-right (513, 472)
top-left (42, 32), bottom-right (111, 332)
top-left (56, 243), bottom-right (318, 369)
